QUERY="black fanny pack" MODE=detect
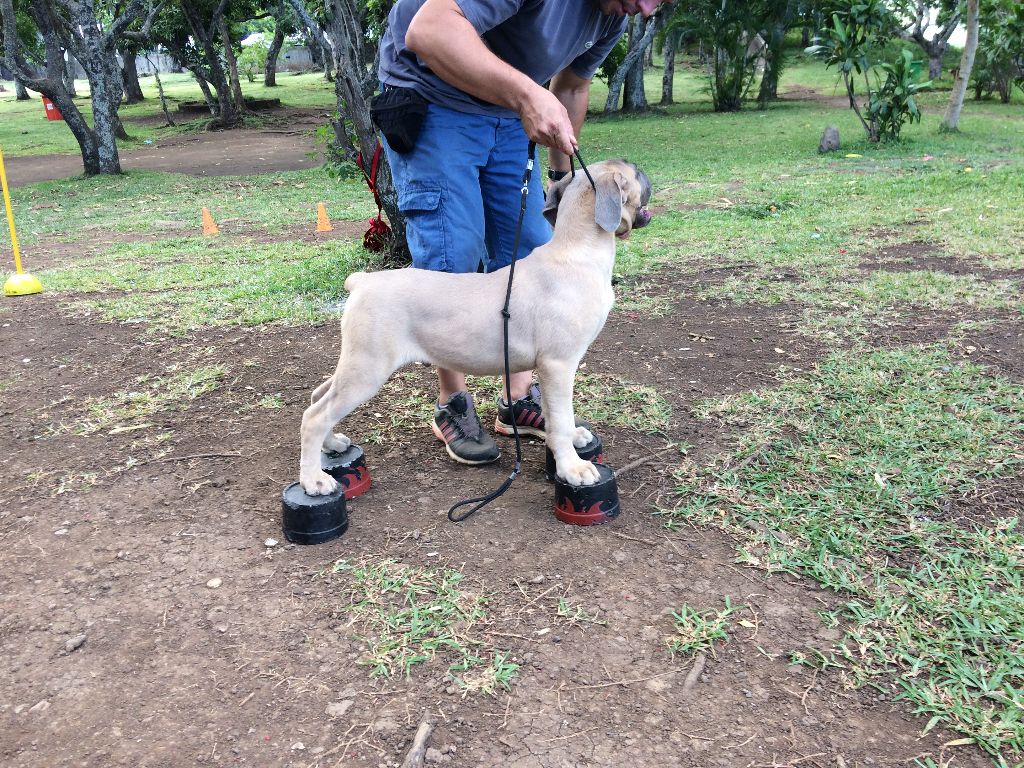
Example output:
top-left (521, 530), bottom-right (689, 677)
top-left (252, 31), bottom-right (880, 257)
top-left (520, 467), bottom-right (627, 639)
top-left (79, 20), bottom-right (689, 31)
top-left (369, 87), bottom-right (428, 154)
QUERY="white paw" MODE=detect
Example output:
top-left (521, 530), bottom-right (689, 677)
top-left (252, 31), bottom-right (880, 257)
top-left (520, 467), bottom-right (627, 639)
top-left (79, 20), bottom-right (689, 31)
top-left (322, 432), bottom-right (352, 455)
top-left (572, 426), bottom-right (594, 449)
top-left (559, 458), bottom-right (601, 487)
top-left (301, 469), bottom-right (339, 496)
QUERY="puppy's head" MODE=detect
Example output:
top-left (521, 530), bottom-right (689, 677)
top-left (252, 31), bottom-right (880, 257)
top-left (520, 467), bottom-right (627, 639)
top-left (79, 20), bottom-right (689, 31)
top-left (543, 160), bottom-right (652, 239)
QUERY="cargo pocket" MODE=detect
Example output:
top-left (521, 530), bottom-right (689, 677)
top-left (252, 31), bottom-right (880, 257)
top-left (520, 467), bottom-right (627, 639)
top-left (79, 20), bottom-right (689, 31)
top-left (398, 183), bottom-right (448, 271)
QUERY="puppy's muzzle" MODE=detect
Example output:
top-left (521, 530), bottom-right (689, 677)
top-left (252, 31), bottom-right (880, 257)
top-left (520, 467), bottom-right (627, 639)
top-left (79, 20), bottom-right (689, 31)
top-left (634, 206), bottom-right (652, 229)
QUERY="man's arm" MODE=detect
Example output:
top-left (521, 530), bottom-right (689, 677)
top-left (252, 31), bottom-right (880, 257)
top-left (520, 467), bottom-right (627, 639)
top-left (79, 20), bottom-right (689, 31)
top-left (547, 68), bottom-right (591, 175)
top-left (405, 0), bottom-right (577, 154)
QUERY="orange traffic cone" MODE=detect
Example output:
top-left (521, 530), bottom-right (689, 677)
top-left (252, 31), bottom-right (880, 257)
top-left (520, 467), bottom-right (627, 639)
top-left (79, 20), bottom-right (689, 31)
top-left (202, 207), bottom-right (219, 236)
top-left (316, 203), bottom-right (333, 233)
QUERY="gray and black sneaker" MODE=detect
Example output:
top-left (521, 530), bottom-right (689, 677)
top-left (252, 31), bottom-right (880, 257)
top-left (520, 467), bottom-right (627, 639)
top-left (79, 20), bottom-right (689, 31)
top-left (495, 383), bottom-right (547, 439)
top-left (432, 391), bottom-right (500, 465)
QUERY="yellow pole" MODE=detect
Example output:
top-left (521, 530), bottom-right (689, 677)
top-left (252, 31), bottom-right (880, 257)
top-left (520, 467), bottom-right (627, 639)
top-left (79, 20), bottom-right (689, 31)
top-left (1, 146), bottom-right (43, 296)
top-left (0, 147), bottom-right (22, 273)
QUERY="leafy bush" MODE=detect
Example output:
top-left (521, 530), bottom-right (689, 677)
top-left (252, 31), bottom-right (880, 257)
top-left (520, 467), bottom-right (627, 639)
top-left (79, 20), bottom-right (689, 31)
top-left (971, 0), bottom-right (1024, 103)
top-left (867, 49), bottom-right (930, 140)
top-left (807, 0), bottom-right (930, 142)
top-left (238, 43), bottom-right (268, 83)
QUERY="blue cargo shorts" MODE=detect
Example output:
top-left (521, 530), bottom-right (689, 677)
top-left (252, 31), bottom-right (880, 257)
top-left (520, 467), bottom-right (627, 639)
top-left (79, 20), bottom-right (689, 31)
top-left (380, 102), bottom-right (552, 273)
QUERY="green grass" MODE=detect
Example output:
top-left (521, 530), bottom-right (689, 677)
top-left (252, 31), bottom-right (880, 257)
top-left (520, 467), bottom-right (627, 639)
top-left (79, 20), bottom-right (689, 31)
top-left (664, 346), bottom-right (1024, 761)
top-left (39, 236), bottom-right (370, 334)
top-left (666, 597), bottom-right (738, 658)
top-left (45, 363), bottom-right (227, 436)
top-left (332, 558), bottom-right (518, 694)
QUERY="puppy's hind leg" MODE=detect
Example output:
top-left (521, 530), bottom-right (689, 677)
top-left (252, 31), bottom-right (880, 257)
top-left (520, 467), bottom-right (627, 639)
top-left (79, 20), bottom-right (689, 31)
top-left (299, 358), bottom-right (392, 496)
top-left (309, 378), bottom-right (352, 454)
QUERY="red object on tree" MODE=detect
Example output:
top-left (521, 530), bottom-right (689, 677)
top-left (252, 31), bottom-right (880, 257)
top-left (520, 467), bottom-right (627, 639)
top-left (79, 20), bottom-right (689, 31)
top-left (42, 96), bottom-right (64, 121)
top-left (355, 142), bottom-right (392, 253)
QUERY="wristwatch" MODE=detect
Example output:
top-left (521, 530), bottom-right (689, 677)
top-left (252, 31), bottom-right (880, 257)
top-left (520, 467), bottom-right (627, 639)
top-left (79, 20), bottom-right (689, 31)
top-left (547, 169), bottom-right (570, 181)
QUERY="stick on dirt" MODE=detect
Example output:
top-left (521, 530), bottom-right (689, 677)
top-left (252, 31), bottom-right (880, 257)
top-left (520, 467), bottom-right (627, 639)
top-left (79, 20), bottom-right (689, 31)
top-left (682, 653), bottom-right (707, 694)
top-left (401, 719), bottom-right (434, 768)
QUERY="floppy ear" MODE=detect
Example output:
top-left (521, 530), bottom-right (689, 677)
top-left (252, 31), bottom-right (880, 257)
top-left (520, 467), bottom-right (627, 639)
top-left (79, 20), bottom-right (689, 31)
top-left (594, 173), bottom-right (623, 233)
top-left (542, 175), bottom-right (572, 227)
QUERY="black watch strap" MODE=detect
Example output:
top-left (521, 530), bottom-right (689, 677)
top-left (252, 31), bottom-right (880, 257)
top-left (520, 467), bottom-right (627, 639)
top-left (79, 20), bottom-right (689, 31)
top-left (547, 169), bottom-right (570, 181)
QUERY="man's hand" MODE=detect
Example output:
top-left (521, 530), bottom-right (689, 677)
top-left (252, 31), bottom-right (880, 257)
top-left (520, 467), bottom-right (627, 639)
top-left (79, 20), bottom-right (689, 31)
top-left (518, 87), bottom-right (578, 156)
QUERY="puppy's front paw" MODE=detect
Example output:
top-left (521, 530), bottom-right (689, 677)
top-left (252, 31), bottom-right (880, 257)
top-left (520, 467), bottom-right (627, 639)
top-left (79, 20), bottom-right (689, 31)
top-left (558, 458), bottom-right (601, 487)
top-left (322, 432), bottom-right (352, 455)
top-left (572, 426), bottom-right (594, 449)
top-left (300, 469), bottom-right (339, 497)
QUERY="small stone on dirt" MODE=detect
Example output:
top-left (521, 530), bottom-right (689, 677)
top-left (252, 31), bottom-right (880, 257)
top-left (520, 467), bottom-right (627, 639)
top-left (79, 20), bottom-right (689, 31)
top-left (54, 528), bottom-right (69, 536)
top-left (29, 700), bottom-right (50, 714)
top-left (290, 741), bottom-right (305, 750)
top-left (264, 538), bottom-right (278, 547)
top-left (326, 701), bottom-right (353, 718)
top-left (528, 574), bottom-right (545, 584)
top-left (206, 578), bottom-right (222, 589)
top-left (371, 717), bottom-right (400, 738)
top-left (64, 634), bottom-right (87, 653)
top-left (425, 748), bottom-right (444, 763)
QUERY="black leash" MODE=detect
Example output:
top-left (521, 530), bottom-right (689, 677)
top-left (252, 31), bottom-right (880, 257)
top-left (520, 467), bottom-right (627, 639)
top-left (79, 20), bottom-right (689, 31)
top-left (447, 143), bottom-right (597, 523)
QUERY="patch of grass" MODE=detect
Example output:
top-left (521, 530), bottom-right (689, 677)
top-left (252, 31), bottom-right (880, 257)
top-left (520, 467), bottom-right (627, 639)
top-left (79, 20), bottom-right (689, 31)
top-left (573, 373), bottom-right (673, 434)
top-left (40, 237), bottom-right (369, 334)
top-left (556, 597), bottom-right (607, 627)
top-left (666, 597), bottom-right (737, 658)
top-left (11, 169), bottom-right (373, 245)
top-left (332, 558), bottom-right (518, 694)
top-left (45, 364), bottom-right (226, 436)
top-left (665, 346), bottom-right (1024, 759)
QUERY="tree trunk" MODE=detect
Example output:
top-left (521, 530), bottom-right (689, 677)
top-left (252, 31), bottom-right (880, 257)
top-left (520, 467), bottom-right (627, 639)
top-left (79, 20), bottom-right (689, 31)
top-left (605, 5), bottom-right (671, 113)
top-left (941, 0), bottom-right (979, 132)
top-left (219, 16), bottom-right (246, 110)
top-left (179, 0), bottom-right (242, 126)
top-left (757, 24), bottom-right (787, 107)
top-left (928, 53), bottom-right (942, 80)
top-left (15, 78), bottom-right (30, 99)
top-left (622, 18), bottom-right (649, 112)
top-left (63, 52), bottom-right (77, 97)
top-left (660, 29), bottom-right (678, 105)
top-left (146, 55), bottom-right (176, 126)
top-left (289, 0), bottom-right (409, 264)
top-left (122, 51), bottom-right (145, 103)
top-left (265, 11), bottom-right (285, 87)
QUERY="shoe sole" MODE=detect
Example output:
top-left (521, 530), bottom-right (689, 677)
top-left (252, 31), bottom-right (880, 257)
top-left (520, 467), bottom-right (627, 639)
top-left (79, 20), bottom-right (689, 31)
top-left (494, 418), bottom-right (545, 439)
top-left (431, 422), bottom-right (500, 465)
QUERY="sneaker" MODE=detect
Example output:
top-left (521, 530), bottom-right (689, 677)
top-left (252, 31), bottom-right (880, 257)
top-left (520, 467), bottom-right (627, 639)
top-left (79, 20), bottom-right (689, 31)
top-left (432, 392), bottom-right (500, 465)
top-left (495, 383), bottom-right (548, 438)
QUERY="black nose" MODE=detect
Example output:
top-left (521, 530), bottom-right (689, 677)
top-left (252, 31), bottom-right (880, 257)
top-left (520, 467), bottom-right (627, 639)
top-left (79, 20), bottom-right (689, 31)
top-left (634, 207), bottom-right (652, 228)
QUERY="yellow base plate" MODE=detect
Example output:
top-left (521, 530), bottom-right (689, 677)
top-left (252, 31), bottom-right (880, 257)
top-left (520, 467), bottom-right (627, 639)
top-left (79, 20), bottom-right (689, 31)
top-left (4, 272), bottom-right (43, 296)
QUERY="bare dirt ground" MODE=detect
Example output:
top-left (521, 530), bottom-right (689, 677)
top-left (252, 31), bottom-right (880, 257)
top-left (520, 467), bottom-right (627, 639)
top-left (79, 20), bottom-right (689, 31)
top-left (3, 109), bottom-right (325, 188)
top-left (2, 134), bottom-right (1018, 768)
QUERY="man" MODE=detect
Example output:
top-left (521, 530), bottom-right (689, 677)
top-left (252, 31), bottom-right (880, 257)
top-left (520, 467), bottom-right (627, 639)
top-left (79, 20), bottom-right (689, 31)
top-left (377, 0), bottom-right (665, 465)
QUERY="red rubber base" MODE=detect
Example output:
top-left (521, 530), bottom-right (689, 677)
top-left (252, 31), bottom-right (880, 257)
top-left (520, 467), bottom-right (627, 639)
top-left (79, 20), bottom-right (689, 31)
top-left (340, 465), bottom-right (372, 500)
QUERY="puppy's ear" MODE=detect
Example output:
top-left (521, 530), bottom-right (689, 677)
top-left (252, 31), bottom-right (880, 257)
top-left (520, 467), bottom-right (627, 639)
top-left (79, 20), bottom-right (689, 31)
top-left (594, 173), bottom-right (624, 233)
top-left (542, 175), bottom-right (572, 228)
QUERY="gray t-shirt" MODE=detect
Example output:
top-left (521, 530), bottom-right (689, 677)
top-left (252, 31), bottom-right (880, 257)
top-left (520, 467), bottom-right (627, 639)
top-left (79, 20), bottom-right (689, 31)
top-left (378, 0), bottom-right (627, 117)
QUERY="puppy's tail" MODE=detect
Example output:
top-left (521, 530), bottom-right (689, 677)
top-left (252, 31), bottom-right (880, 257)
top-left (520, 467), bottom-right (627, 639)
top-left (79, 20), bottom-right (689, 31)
top-left (344, 271), bottom-right (367, 293)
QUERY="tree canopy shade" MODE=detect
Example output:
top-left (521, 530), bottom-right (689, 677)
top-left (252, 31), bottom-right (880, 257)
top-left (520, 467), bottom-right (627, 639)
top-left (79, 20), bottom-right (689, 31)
top-left (0, 0), bottom-right (163, 174)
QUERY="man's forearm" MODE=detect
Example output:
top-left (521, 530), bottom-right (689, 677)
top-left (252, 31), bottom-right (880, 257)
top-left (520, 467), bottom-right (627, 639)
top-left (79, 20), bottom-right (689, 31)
top-left (405, 0), bottom-right (577, 153)
top-left (548, 69), bottom-right (591, 173)
top-left (406, 0), bottom-right (534, 113)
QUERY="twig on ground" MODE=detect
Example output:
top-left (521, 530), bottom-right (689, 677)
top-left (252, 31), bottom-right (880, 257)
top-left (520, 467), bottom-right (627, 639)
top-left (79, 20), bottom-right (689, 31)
top-left (570, 667), bottom-right (684, 691)
top-left (800, 670), bottom-right (819, 715)
top-left (136, 451), bottom-right (243, 466)
top-left (614, 446), bottom-right (676, 478)
top-left (681, 653), bottom-right (707, 695)
top-left (725, 731), bottom-right (759, 749)
top-left (540, 726), bottom-right (598, 743)
top-left (400, 718), bottom-right (434, 768)
top-left (610, 531), bottom-right (660, 547)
